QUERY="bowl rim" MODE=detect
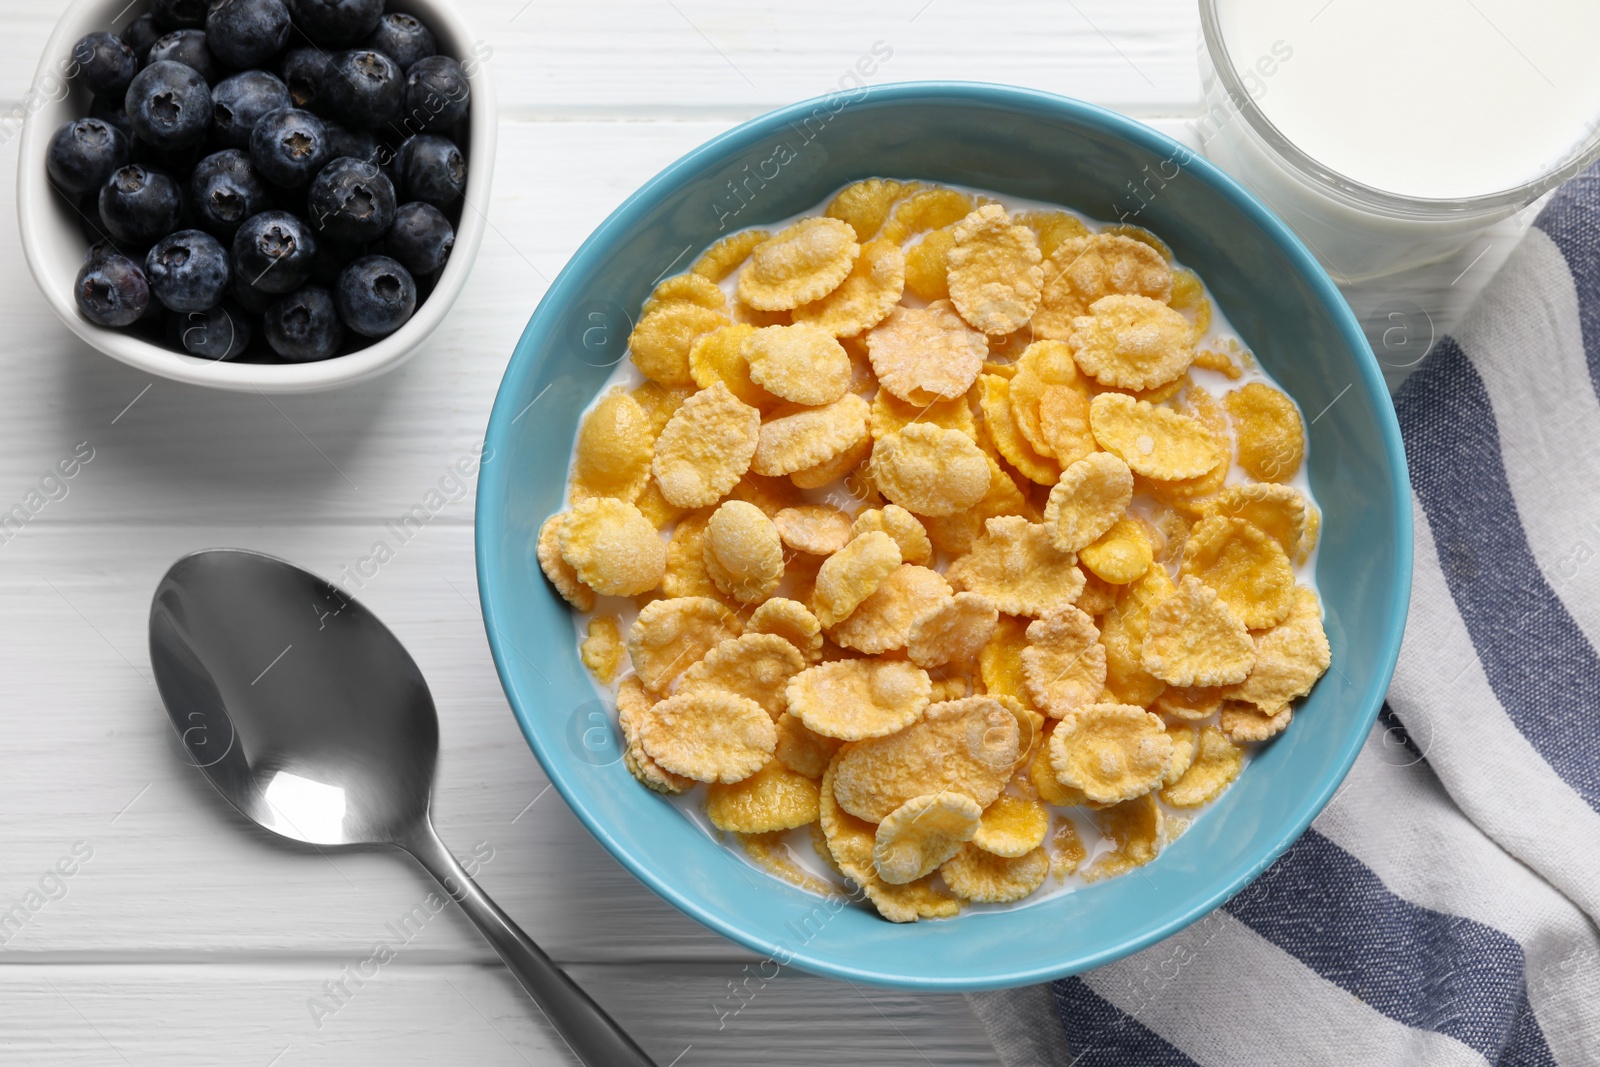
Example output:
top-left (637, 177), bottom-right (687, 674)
top-left (15, 0), bottom-right (497, 394)
top-left (476, 80), bottom-right (1414, 989)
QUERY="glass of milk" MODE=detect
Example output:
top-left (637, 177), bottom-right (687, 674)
top-left (1196, 0), bottom-right (1600, 281)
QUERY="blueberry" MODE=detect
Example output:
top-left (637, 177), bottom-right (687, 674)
top-left (287, 0), bottom-right (382, 46)
top-left (211, 70), bottom-right (290, 148)
top-left (99, 164), bottom-right (183, 244)
top-left (151, 0), bottom-right (207, 29)
top-left (89, 95), bottom-right (135, 140)
top-left (189, 149), bottom-right (270, 237)
top-left (248, 106), bottom-right (329, 186)
top-left (205, 0), bottom-right (291, 69)
top-left (130, 137), bottom-right (208, 176)
top-left (76, 193), bottom-right (117, 247)
top-left (385, 201), bottom-right (452, 275)
top-left (76, 253), bottom-right (150, 326)
top-left (334, 254), bottom-right (414, 336)
top-left (146, 229), bottom-right (231, 312)
top-left (146, 30), bottom-right (219, 83)
top-left (46, 118), bottom-right (128, 196)
top-left (361, 13), bottom-right (435, 71)
top-left (126, 61), bottom-right (213, 149)
top-left (232, 209), bottom-right (318, 293)
top-left (72, 32), bottom-right (140, 98)
top-left (395, 134), bottom-right (465, 207)
top-left (280, 47), bottom-right (329, 110)
top-left (169, 302), bottom-right (252, 359)
top-left (230, 275), bottom-right (277, 314)
top-left (322, 122), bottom-right (381, 165)
top-left (307, 156), bottom-right (395, 243)
top-left (400, 56), bottom-right (468, 134)
top-left (120, 14), bottom-right (165, 62)
top-left (264, 285), bottom-right (343, 360)
top-left (322, 50), bottom-right (402, 130)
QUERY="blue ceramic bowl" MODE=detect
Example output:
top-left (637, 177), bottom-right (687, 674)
top-left (476, 82), bottom-right (1412, 990)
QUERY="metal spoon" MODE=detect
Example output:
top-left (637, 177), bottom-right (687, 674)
top-left (148, 548), bottom-right (655, 1067)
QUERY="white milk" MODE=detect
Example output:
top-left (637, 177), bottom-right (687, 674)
top-left (1215, 0), bottom-right (1600, 200)
top-left (1200, 0), bottom-right (1600, 278)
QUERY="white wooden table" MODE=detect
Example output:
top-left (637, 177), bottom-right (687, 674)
top-left (0, 2), bottom-right (1521, 1063)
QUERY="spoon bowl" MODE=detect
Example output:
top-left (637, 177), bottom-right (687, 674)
top-left (149, 548), bottom-right (654, 1067)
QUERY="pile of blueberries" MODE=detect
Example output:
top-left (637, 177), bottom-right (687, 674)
top-left (46, 0), bottom-right (471, 363)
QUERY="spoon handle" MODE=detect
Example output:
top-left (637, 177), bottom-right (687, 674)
top-left (402, 820), bottom-right (658, 1067)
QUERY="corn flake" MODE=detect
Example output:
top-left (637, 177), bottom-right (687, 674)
top-left (1016, 210), bottom-right (1090, 259)
top-left (618, 675), bottom-right (692, 794)
top-left (1164, 721), bottom-right (1200, 785)
top-left (773, 504), bottom-right (853, 557)
top-left (831, 564), bottom-right (952, 655)
top-left (1220, 700), bottom-right (1292, 743)
top-left (703, 500), bottom-right (784, 604)
top-left (652, 382), bottom-right (761, 507)
top-left (811, 530), bottom-right (902, 628)
top-left (789, 433), bottom-right (874, 491)
top-left (747, 597), bottom-right (825, 662)
top-left (1228, 585), bottom-right (1330, 709)
top-left (942, 843), bottom-right (1049, 902)
top-left (706, 759), bottom-right (821, 832)
top-left (738, 216), bottom-right (860, 311)
top-left (832, 696), bottom-right (1020, 821)
top-left (1083, 793), bottom-right (1163, 881)
top-left (870, 388), bottom-right (976, 444)
top-left (1089, 392), bottom-right (1221, 480)
top-left (971, 794), bottom-right (1049, 858)
top-left (1043, 451), bottom-right (1133, 553)
top-left (1009, 340), bottom-right (1089, 459)
top-left (1079, 517), bottom-right (1154, 585)
top-left (863, 876), bottom-right (963, 923)
top-left (1225, 382), bottom-right (1305, 483)
top-left (787, 657), bottom-right (932, 740)
top-left (819, 754), bottom-right (879, 884)
top-left (1180, 515), bottom-right (1295, 629)
top-left (1049, 820), bottom-right (1087, 878)
top-left (774, 711), bottom-right (842, 778)
top-left (1049, 702), bottom-right (1172, 805)
top-left (692, 229), bottom-right (769, 283)
top-left (873, 791), bottom-right (982, 884)
top-left (978, 374), bottom-right (1059, 485)
top-left (1161, 724), bottom-right (1242, 807)
top-left (679, 632), bottom-right (807, 720)
top-left (792, 239), bottom-right (906, 337)
top-left (643, 272), bottom-right (726, 315)
top-left (752, 393), bottom-right (872, 477)
top-left (881, 187), bottom-right (978, 242)
top-left (908, 591), bottom-right (998, 668)
top-left (686, 323), bottom-right (776, 412)
top-left (1100, 563), bottom-right (1175, 706)
top-left (571, 389), bottom-right (654, 504)
top-left (742, 324), bottom-right (852, 405)
top-left (1033, 234), bottom-right (1173, 340)
top-left (661, 511), bottom-right (720, 600)
top-left (947, 515), bottom-right (1086, 617)
top-left (980, 614), bottom-right (1041, 712)
top-left (1141, 575), bottom-right (1256, 687)
top-left (870, 423), bottom-right (990, 517)
top-left (1028, 734), bottom-right (1074, 805)
top-left (826, 178), bottom-right (919, 241)
top-left (558, 497), bottom-right (666, 597)
top-left (639, 689), bottom-right (776, 783)
top-left (903, 227), bottom-right (956, 301)
top-left (1022, 607), bottom-right (1108, 719)
top-left (629, 302), bottom-right (730, 387)
top-left (1202, 483), bottom-right (1309, 559)
top-left (1153, 685), bottom-right (1226, 722)
top-left (866, 301), bottom-right (988, 404)
top-left (536, 514), bottom-right (595, 611)
top-left (627, 595), bottom-right (743, 692)
top-left (580, 615), bottom-right (625, 683)
top-left (947, 204), bottom-right (1045, 336)
top-left (850, 505), bottom-right (934, 566)
top-left (1069, 294), bottom-right (1195, 391)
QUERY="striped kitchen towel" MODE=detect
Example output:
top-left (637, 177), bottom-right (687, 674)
top-left (967, 166), bottom-right (1600, 1066)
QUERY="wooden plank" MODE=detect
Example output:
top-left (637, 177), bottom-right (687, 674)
top-left (0, 0), bottom-right (1199, 117)
top-left (0, 962), bottom-right (1001, 1065)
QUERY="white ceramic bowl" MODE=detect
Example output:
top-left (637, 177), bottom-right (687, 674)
top-left (17, 0), bottom-right (496, 393)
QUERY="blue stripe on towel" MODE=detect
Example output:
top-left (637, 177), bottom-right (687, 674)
top-left (1394, 336), bottom-right (1600, 810)
top-left (1535, 166), bottom-right (1600, 399)
top-left (1226, 829), bottom-right (1553, 1065)
top-left (1048, 977), bottom-right (1199, 1066)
